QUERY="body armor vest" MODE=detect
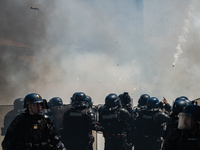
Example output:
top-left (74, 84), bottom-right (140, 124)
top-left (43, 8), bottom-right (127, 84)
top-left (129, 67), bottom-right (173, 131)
top-left (64, 107), bottom-right (90, 137)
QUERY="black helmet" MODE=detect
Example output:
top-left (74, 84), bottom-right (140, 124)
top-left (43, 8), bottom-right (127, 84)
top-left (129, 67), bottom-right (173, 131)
top-left (178, 105), bottom-right (200, 130)
top-left (87, 95), bottom-right (93, 108)
top-left (14, 98), bottom-right (24, 110)
top-left (175, 96), bottom-right (191, 105)
top-left (171, 100), bottom-right (189, 116)
top-left (48, 97), bottom-right (63, 108)
top-left (105, 93), bottom-right (121, 109)
top-left (147, 97), bottom-right (159, 109)
top-left (118, 92), bottom-right (131, 106)
top-left (24, 93), bottom-right (44, 115)
top-left (71, 92), bottom-right (87, 107)
top-left (138, 94), bottom-right (150, 107)
top-left (175, 96), bottom-right (188, 101)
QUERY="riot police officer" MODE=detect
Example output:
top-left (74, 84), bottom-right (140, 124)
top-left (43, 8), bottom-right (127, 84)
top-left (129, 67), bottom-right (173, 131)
top-left (118, 92), bottom-right (135, 149)
top-left (86, 95), bottom-right (98, 113)
top-left (87, 95), bottom-right (93, 108)
top-left (98, 93), bottom-right (133, 150)
top-left (133, 94), bottom-right (150, 118)
top-left (118, 92), bottom-right (134, 117)
top-left (163, 98), bottom-right (189, 139)
top-left (48, 97), bottom-right (63, 108)
top-left (1, 98), bottom-right (24, 135)
top-left (46, 97), bottom-right (63, 132)
top-left (134, 97), bottom-right (169, 150)
top-left (137, 94), bottom-right (150, 109)
top-left (162, 104), bottom-right (200, 150)
top-left (62, 92), bottom-right (102, 150)
top-left (2, 93), bottom-right (65, 150)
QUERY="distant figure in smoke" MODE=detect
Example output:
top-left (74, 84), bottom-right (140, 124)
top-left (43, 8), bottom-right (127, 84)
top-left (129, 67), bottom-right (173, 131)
top-left (98, 93), bottom-right (133, 150)
top-left (134, 97), bottom-right (169, 150)
top-left (1, 98), bottom-right (24, 135)
top-left (2, 93), bottom-right (65, 150)
top-left (62, 92), bottom-right (103, 150)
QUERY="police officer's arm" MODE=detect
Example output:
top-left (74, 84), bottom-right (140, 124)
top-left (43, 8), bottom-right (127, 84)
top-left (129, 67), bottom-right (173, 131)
top-left (87, 108), bottom-right (104, 131)
top-left (163, 97), bottom-right (172, 113)
top-left (2, 114), bottom-right (24, 150)
top-left (118, 108), bottom-right (132, 122)
top-left (44, 115), bottom-right (65, 150)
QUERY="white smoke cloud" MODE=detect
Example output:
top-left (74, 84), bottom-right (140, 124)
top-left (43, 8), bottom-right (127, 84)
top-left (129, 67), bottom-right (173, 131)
top-left (173, 1), bottom-right (196, 66)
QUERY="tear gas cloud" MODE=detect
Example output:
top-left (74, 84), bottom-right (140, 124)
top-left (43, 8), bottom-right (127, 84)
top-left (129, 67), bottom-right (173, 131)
top-left (1, 0), bottom-right (200, 107)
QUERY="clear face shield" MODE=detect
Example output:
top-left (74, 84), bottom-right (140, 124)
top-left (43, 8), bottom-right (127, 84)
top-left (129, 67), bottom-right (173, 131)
top-left (28, 102), bottom-right (44, 115)
top-left (178, 112), bottom-right (198, 130)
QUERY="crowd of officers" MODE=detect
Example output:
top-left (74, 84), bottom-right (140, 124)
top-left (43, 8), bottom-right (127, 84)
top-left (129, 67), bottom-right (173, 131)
top-left (1, 91), bottom-right (200, 150)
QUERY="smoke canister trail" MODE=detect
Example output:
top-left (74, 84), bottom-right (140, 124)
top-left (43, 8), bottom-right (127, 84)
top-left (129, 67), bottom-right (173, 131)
top-left (172, 1), bottom-right (196, 67)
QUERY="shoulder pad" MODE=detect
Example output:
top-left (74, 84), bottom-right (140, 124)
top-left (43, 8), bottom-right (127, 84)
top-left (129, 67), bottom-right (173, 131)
top-left (98, 105), bottom-right (106, 113)
top-left (119, 107), bottom-right (129, 112)
top-left (7, 113), bottom-right (25, 132)
top-left (43, 115), bottom-right (54, 123)
top-left (154, 111), bottom-right (170, 123)
top-left (159, 111), bottom-right (170, 117)
top-left (44, 114), bottom-right (51, 119)
top-left (86, 108), bottom-right (95, 115)
top-left (118, 108), bottom-right (131, 121)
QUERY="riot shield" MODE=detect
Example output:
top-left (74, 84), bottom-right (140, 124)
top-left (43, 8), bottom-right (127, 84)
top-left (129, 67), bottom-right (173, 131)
top-left (96, 104), bottom-right (104, 134)
top-left (91, 105), bottom-right (102, 150)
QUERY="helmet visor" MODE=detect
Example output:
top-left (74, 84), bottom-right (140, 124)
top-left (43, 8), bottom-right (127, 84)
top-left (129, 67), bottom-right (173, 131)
top-left (178, 112), bottom-right (197, 130)
top-left (72, 101), bottom-right (86, 107)
top-left (28, 102), bottom-right (43, 115)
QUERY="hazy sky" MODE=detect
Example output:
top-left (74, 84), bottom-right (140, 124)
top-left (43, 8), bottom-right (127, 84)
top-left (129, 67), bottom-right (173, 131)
top-left (1, 0), bottom-right (200, 106)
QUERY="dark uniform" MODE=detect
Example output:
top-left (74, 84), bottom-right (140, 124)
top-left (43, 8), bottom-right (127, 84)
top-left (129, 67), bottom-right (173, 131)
top-left (46, 97), bottom-right (63, 132)
top-left (99, 93), bottom-right (133, 150)
top-left (162, 105), bottom-right (200, 150)
top-left (118, 92), bottom-right (135, 149)
top-left (62, 92), bottom-right (102, 150)
top-left (2, 98), bottom-right (24, 135)
top-left (135, 97), bottom-right (169, 150)
top-left (2, 93), bottom-right (65, 150)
